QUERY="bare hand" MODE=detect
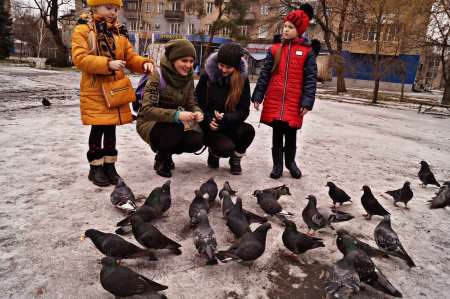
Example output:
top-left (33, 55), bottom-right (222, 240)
top-left (209, 118), bottom-right (219, 131)
top-left (253, 102), bottom-right (260, 111)
top-left (108, 60), bottom-right (126, 71)
top-left (194, 111), bottom-right (204, 122)
top-left (178, 111), bottom-right (195, 122)
top-left (300, 107), bottom-right (309, 117)
top-left (143, 62), bottom-right (154, 74)
top-left (214, 110), bottom-right (224, 121)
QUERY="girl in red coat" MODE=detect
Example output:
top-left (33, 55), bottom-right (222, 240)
top-left (252, 5), bottom-right (317, 179)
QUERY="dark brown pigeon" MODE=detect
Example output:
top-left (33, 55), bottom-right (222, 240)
top-left (418, 161), bottom-right (440, 187)
top-left (302, 195), bottom-right (335, 234)
top-left (326, 182), bottom-right (352, 207)
top-left (282, 219), bottom-right (325, 258)
top-left (386, 181), bottom-right (414, 208)
top-left (254, 190), bottom-right (293, 217)
top-left (361, 185), bottom-right (390, 220)
top-left (336, 229), bottom-right (390, 258)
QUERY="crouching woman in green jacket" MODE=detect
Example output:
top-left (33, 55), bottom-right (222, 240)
top-left (136, 39), bottom-right (204, 178)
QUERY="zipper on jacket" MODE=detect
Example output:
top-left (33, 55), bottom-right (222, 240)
top-left (280, 41), bottom-right (292, 120)
top-left (117, 107), bottom-right (122, 124)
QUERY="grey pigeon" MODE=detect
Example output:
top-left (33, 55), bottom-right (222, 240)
top-left (193, 210), bottom-right (218, 265)
top-left (42, 97), bottom-right (51, 106)
top-left (216, 222), bottom-right (271, 263)
top-left (219, 181), bottom-right (237, 199)
top-left (302, 195), bottom-right (334, 234)
top-left (386, 181), bottom-right (413, 208)
top-left (336, 229), bottom-right (389, 258)
top-left (282, 219), bottom-right (325, 258)
top-left (221, 190), bottom-right (234, 219)
top-left (200, 177), bottom-right (218, 204)
top-left (374, 215), bottom-right (415, 267)
top-left (83, 229), bottom-right (156, 260)
top-left (100, 257), bottom-right (168, 298)
top-left (318, 207), bottom-right (354, 223)
top-left (428, 183), bottom-right (450, 209)
top-left (110, 178), bottom-right (137, 212)
top-left (226, 197), bottom-right (251, 238)
top-left (145, 180), bottom-right (172, 214)
top-left (130, 215), bottom-right (182, 256)
top-left (418, 161), bottom-right (440, 187)
top-left (254, 190), bottom-right (293, 217)
top-left (361, 185), bottom-right (390, 220)
top-left (325, 253), bottom-right (361, 298)
top-left (253, 184), bottom-right (291, 200)
top-left (116, 204), bottom-right (161, 234)
top-left (337, 233), bottom-right (403, 297)
top-left (189, 190), bottom-right (210, 226)
top-left (326, 182), bottom-right (352, 206)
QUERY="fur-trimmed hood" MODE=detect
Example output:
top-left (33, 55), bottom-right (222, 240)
top-left (205, 52), bottom-right (248, 82)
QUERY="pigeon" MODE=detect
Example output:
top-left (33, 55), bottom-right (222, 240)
top-left (130, 215), bottom-right (182, 256)
top-left (253, 184), bottom-right (291, 200)
top-left (82, 229), bottom-right (156, 260)
top-left (116, 204), bottom-right (161, 231)
top-left (374, 215), bottom-right (415, 267)
top-left (193, 210), bottom-right (218, 265)
top-left (200, 177), bottom-right (218, 204)
top-left (325, 253), bottom-right (361, 298)
top-left (42, 97), bottom-right (51, 106)
top-left (145, 180), bottom-right (172, 214)
top-left (110, 178), bottom-right (137, 212)
top-left (189, 190), bottom-right (210, 226)
top-left (419, 161), bottom-right (440, 187)
top-left (254, 190), bottom-right (293, 217)
top-left (337, 233), bottom-right (403, 298)
top-left (326, 182), bottom-right (352, 207)
top-left (318, 207), bottom-right (355, 223)
top-left (216, 222), bottom-right (271, 263)
top-left (336, 229), bottom-right (390, 258)
top-left (302, 195), bottom-right (335, 234)
top-left (222, 191), bottom-right (267, 224)
top-left (219, 181), bottom-right (237, 199)
top-left (221, 190), bottom-right (234, 219)
top-left (282, 219), bottom-right (325, 258)
top-left (429, 183), bottom-right (450, 209)
top-left (226, 197), bottom-right (251, 238)
top-left (386, 181), bottom-right (414, 208)
top-left (100, 257), bottom-right (168, 298)
top-left (361, 185), bottom-right (390, 220)
top-left (242, 209), bottom-right (268, 224)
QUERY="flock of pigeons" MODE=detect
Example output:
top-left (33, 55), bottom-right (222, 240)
top-left (80, 160), bottom-right (449, 298)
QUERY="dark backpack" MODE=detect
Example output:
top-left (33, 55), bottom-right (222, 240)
top-left (132, 69), bottom-right (167, 115)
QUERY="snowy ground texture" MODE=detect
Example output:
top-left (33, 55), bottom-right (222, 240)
top-left (1, 64), bottom-right (450, 299)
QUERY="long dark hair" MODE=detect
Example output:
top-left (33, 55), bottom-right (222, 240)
top-left (226, 69), bottom-right (244, 112)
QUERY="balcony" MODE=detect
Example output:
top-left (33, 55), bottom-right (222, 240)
top-left (164, 10), bottom-right (185, 21)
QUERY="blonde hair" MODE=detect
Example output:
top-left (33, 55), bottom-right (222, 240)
top-left (225, 69), bottom-right (244, 112)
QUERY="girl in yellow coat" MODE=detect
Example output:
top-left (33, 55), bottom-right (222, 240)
top-left (72, 0), bottom-right (153, 187)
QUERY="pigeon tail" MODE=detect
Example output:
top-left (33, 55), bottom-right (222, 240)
top-left (243, 209), bottom-right (268, 224)
top-left (216, 251), bottom-right (239, 263)
top-left (371, 268), bottom-right (403, 298)
top-left (399, 245), bottom-right (415, 267)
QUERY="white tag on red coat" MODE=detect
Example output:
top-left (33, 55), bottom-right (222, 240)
top-left (295, 50), bottom-right (303, 56)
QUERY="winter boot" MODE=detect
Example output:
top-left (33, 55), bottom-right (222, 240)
top-left (87, 151), bottom-right (110, 187)
top-left (284, 147), bottom-right (302, 179)
top-left (103, 149), bottom-right (121, 185)
top-left (154, 152), bottom-right (172, 178)
top-left (229, 151), bottom-right (244, 175)
top-left (207, 149), bottom-right (220, 169)
top-left (270, 147), bottom-right (283, 179)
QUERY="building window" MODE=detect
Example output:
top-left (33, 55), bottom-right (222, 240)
top-left (206, 24), bottom-right (212, 34)
top-left (222, 27), bottom-right (230, 37)
top-left (128, 20), bottom-right (137, 31)
top-left (154, 23), bottom-right (160, 30)
top-left (206, 2), bottom-right (214, 15)
top-left (343, 31), bottom-right (352, 42)
top-left (258, 25), bottom-right (269, 38)
top-left (171, 1), bottom-right (181, 11)
top-left (157, 2), bottom-right (164, 13)
top-left (383, 24), bottom-right (398, 42)
top-left (260, 4), bottom-right (269, 16)
top-left (144, 22), bottom-right (151, 31)
top-left (171, 23), bottom-right (181, 34)
top-left (127, 2), bottom-right (137, 10)
top-left (188, 23), bottom-right (195, 35)
top-left (146, 2), bottom-right (151, 12)
top-left (240, 25), bottom-right (248, 36)
top-left (362, 24), bottom-right (377, 41)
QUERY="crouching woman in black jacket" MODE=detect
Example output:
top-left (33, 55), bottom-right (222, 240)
top-left (195, 43), bottom-right (255, 175)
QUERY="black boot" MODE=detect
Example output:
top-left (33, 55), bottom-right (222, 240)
top-left (207, 149), bottom-right (219, 169)
top-left (168, 155), bottom-right (175, 170)
top-left (87, 151), bottom-right (110, 187)
top-left (284, 147), bottom-right (302, 179)
top-left (154, 152), bottom-right (172, 178)
top-left (229, 152), bottom-right (243, 175)
top-left (270, 147), bottom-right (283, 179)
top-left (154, 153), bottom-right (175, 170)
top-left (103, 150), bottom-right (121, 185)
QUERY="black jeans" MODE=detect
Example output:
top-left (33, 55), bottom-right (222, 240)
top-left (204, 122), bottom-right (255, 157)
top-left (272, 121), bottom-right (298, 149)
top-left (150, 122), bottom-right (204, 154)
top-left (87, 125), bottom-right (117, 161)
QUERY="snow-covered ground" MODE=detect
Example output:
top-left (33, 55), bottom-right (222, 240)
top-left (0, 64), bottom-right (449, 299)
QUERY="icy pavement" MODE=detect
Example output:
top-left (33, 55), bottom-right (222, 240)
top-left (0, 64), bottom-right (450, 298)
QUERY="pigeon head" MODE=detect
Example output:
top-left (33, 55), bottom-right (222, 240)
top-left (207, 177), bottom-right (215, 183)
top-left (283, 219), bottom-right (297, 230)
top-left (306, 195), bottom-right (317, 207)
top-left (194, 189), bottom-right (203, 199)
top-left (83, 229), bottom-right (103, 240)
top-left (162, 180), bottom-right (171, 192)
top-left (253, 190), bottom-right (263, 198)
top-left (220, 190), bottom-right (230, 200)
top-left (326, 182), bottom-right (336, 189)
top-left (280, 184), bottom-right (291, 196)
top-left (382, 214), bottom-right (391, 225)
top-left (362, 185), bottom-right (372, 194)
top-left (101, 257), bottom-right (118, 266)
top-left (235, 197), bottom-right (243, 210)
top-left (116, 178), bottom-right (125, 186)
top-left (404, 181), bottom-right (411, 187)
top-left (223, 181), bottom-right (236, 194)
top-left (254, 222), bottom-right (272, 240)
top-left (420, 161), bottom-right (429, 168)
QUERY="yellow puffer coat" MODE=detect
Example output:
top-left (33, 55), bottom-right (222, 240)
top-left (71, 24), bottom-right (149, 125)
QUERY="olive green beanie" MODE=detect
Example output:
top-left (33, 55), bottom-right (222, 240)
top-left (164, 39), bottom-right (197, 62)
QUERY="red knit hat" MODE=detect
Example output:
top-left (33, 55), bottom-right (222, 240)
top-left (285, 9), bottom-right (310, 36)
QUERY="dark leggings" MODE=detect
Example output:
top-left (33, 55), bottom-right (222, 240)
top-left (272, 121), bottom-right (298, 149)
top-left (150, 122), bottom-right (204, 154)
top-left (204, 123), bottom-right (255, 157)
top-left (87, 125), bottom-right (116, 161)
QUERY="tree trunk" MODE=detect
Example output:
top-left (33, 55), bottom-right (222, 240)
top-left (336, 60), bottom-right (347, 93)
top-left (373, 79), bottom-right (380, 104)
top-left (442, 83), bottom-right (450, 105)
top-left (400, 75), bottom-right (405, 101)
